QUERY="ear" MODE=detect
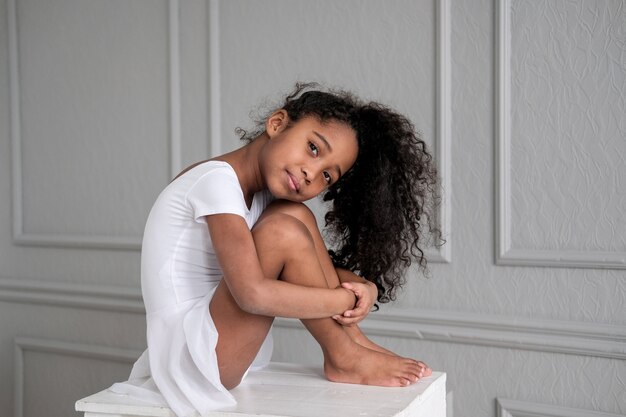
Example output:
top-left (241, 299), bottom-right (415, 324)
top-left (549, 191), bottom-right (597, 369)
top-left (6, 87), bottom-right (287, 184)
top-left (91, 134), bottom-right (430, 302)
top-left (266, 110), bottom-right (289, 138)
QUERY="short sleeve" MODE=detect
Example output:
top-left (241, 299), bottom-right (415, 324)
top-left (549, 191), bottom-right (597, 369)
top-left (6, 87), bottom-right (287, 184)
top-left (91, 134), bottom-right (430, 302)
top-left (185, 166), bottom-right (247, 223)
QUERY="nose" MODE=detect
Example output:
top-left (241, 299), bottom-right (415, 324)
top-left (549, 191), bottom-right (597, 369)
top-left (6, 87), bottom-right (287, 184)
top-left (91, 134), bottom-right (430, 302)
top-left (302, 168), bottom-right (311, 185)
top-left (302, 165), bottom-right (320, 185)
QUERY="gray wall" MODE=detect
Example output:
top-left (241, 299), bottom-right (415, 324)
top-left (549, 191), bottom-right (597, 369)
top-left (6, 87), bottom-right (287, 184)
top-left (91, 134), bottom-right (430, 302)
top-left (0, 1), bottom-right (624, 417)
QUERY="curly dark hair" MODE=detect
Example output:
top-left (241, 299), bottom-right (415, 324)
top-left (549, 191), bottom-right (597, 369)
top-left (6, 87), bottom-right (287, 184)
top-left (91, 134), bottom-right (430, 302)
top-left (239, 83), bottom-right (444, 303)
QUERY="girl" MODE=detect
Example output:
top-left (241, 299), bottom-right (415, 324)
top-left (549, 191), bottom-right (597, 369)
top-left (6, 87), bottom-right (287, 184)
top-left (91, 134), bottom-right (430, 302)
top-left (111, 83), bottom-right (443, 417)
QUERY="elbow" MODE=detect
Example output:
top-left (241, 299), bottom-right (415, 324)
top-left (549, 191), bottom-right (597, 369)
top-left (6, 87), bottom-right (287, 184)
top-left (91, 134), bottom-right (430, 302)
top-left (232, 285), bottom-right (267, 316)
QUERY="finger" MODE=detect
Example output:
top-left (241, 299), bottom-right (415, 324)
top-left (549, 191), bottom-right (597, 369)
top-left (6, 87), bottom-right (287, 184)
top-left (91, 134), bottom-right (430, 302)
top-left (335, 318), bottom-right (358, 326)
top-left (341, 309), bottom-right (360, 319)
top-left (342, 282), bottom-right (364, 298)
top-left (336, 317), bottom-right (358, 326)
top-left (334, 315), bottom-right (362, 326)
top-left (332, 314), bottom-right (360, 321)
top-left (344, 303), bottom-right (367, 318)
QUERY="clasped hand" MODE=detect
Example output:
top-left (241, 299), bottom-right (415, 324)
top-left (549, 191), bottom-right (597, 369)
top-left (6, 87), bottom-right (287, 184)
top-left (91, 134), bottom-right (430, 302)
top-left (332, 281), bottom-right (378, 326)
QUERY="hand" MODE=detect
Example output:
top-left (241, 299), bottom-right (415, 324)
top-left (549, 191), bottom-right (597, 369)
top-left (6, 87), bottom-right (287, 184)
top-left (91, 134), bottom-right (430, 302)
top-left (332, 281), bottom-right (377, 326)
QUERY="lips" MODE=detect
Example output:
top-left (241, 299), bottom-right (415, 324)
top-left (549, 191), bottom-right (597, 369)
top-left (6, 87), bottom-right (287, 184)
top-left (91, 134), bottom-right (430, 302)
top-left (287, 171), bottom-right (300, 192)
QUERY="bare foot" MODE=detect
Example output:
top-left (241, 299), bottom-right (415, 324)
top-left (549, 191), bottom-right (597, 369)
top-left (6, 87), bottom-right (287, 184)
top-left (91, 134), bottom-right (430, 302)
top-left (323, 342), bottom-right (431, 387)
top-left (344, 325), bottom-right (398, 356)
top-left (343, 326), bottom-right (433, 378)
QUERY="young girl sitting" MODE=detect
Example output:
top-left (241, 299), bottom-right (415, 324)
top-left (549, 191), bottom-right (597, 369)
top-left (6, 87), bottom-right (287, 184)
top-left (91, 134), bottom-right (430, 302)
top-left (110, 83), bottom-right (442, 417)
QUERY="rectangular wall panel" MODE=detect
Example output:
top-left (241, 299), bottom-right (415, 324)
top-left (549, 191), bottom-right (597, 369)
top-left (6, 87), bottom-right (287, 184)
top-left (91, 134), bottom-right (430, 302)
top-left (496, 0), bottom-right (626, 268)
top-left (497, 397), bottom-right (625, 417)
top-left (14, 337), bottom-right (139, 417)
top-left (9, 0), bottom-right (176, 249)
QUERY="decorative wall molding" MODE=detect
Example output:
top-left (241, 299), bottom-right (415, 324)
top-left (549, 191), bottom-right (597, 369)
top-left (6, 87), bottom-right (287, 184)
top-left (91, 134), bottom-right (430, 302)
top-left (494, 0), bottom-right (626, 269)
top-left (13, 336), bottom-right (142, 417)
top-left (277, 308), bottom-right (626, 361)
top-left (8, 0), bottom-right (182, 250)
top-left (168, 0), bottom-right (182, 179)
top-left (431, 0), bottom-right (452, 263)
top-left (208, 0), bottom-right (221, 158)
top-left (0, 277), bottom-right (144, 314)
top-left (497, 398), bottom-right (625, 417)
top-left (2, 277), bottom-right (624, 360)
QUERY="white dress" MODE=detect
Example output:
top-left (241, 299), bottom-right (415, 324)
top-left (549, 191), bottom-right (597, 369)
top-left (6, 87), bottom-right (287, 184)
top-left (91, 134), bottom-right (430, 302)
top-left (110, 161), bottom-right (274, 417)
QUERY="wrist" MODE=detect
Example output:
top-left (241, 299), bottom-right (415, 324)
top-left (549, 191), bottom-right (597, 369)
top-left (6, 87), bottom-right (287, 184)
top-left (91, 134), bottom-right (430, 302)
top-left (337, 286), bottom-right (357, 310)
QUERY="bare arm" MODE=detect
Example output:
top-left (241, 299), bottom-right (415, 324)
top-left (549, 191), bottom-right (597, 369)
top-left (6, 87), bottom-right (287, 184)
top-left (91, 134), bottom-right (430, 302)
top-left (206, 213), bottom-right (355, 319)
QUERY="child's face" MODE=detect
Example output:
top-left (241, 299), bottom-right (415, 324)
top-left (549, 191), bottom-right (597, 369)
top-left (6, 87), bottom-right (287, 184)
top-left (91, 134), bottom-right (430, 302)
top-left (260, 114), bottom-right (358, 202)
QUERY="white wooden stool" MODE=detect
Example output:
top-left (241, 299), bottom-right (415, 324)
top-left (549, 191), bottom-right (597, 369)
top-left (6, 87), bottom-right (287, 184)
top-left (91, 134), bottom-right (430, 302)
top-left (76, 362), bottom-right (446, 417)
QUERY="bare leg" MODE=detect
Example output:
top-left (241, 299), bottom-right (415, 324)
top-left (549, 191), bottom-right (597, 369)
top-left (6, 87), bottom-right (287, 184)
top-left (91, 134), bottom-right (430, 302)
top-left (208, 281), bottom-right (273, 389)
top-left (210, 202), bottom-right (429, 389)
top-left (267, 201), bottom-right (418, 358)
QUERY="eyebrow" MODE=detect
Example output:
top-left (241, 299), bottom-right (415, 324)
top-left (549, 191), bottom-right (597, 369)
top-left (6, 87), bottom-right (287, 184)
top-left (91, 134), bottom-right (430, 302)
top-left (313, 131), bottom-right (342, 178)
top-left (313, 131), bottom-right (332, 151)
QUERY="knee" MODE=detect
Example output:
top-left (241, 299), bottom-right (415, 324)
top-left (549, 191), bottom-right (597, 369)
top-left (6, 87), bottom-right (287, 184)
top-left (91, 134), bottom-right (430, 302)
top-left (262, 200), bottom-right (319, 229)
top-left (252, 211), bottom-right (314, 250)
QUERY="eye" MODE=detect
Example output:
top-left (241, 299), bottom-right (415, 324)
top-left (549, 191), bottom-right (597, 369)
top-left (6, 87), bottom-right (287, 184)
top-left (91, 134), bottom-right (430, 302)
top-left (323, 172), bottom-right (332, 184)
top-left (308, 142), bottom-right (319, 156)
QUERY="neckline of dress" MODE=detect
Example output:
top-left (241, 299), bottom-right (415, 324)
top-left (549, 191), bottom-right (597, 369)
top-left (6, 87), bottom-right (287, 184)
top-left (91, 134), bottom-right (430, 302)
top-left (208, 160), bottom-right (256, 213)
